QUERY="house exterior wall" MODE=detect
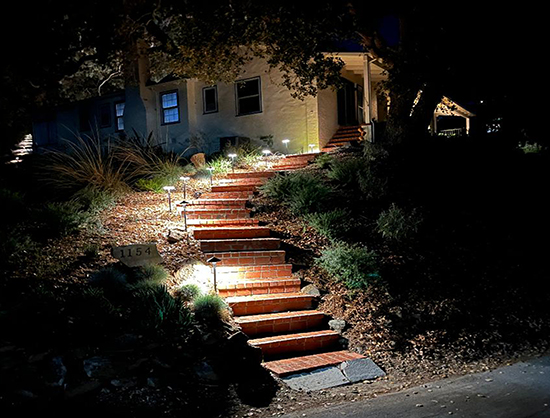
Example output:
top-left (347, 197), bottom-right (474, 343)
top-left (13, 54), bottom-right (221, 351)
top-left (187, 58), bottom-right (321, 154)
top-left (317, 87), bottom-right (339, 149)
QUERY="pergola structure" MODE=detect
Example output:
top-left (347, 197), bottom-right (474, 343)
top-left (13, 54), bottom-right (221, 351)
top-left (432, 96), bottom-right (476, 136)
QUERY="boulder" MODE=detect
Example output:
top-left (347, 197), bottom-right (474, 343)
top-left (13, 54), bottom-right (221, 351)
top-left (190, 153), bottom-right (206, 168)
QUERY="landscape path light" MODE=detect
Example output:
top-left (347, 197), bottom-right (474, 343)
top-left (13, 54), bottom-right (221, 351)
top-left (309, 143), bottom-right (315, 153)
top-left (206, 166), bottom-right (214, 187)
top-left (207, 256), bottom-right (222, 294)
top-left (179, 200), bottom-right (189, 232)
top-left (163, 186), bottom-right (176, 212)
top-left (179, 176), bottom-right (191, 199)
top-left (282, 139), bottom-right (290, 152)
top-left (228, 153), bottom-right (237, 172)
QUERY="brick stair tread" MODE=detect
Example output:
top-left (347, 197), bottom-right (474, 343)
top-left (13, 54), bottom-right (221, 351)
top-left (215, 264), bottom-right (293, 279)
top-left (226, 171), bottom-right (277, 179)
top-left (248, 329), bottom-right (339, 345)
top-left (218, 278), bottom-right (301, 297)
top-left (263, 350), bottom-right (365, 376)
top-left (199, 192), bottom-right (254, 199)
top-left (186, 198), bottom-right (249, 205)
top-left (206, 249), bottom-right (286, 265)
top-left (211, 184), bottom-right (258, 192)
top-left (185, 207), bottom-right (250, 212)
top-left (194, 226), bottom-right (271, 239)
top-left (201, 237), bottom-right (280, 246)
top-left (235, 309), bottom-right (324, 324)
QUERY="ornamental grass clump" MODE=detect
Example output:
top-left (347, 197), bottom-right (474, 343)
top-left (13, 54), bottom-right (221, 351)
top-left (376, 203), bottom-right (422, 241)
top-left (316, 241), bottom-right (380, 290)
top-left (192, 294), bottom-right (229, 322)
top-left (305, 208), bottom-right (351, 240)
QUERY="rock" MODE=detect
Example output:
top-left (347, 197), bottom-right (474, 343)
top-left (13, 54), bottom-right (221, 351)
top-left (339, 358), bottom-right (386, 383)
top-left (190, 153), bottom-right (206, 168)
top-left (300, 284), bottom-right (321, 297)
top-left (166, 227), bottom-right (187, 243)
top-left (328, 319), bottom-right (346, 333)
top-left (193, 361), bottom-right (219, 383)
top-left (44, 356), bottom-right (67, 388)
top-left (83, 356), bottom-right (114, 379)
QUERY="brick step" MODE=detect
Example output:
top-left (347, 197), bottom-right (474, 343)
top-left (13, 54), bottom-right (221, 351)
top-left (248, 330), bottom-right (340, 357)
top-left (198, 191), bottom-right (253, 200)
top-left (218, 178), bottom-right (267, 186)
top-left (226, 292), bottom-right (315, 315)
top-left (327, 136), bottom-right (362, 143)
top-left (273, 162), bottom-right (310, 169)
top-left (185, 208), bottom-right (251, 220)
top-left (278, 152), bottom-right (320, 161)
top-left (211, 184), bottom-right (258, 193)
top-left (225, 171), bottom-right (277, 180)
top-left (218, 278), bottom-right (301, 298)
top-left (263, 350), bottom-right (365, 376)
top-left (188, 218), bottom-right (259, 228)
top-left (335, 125), bottom-right (365, 132)
top-left (206, 250), bottom-right (286, 266)
top-left (235, 310), bottom-right (325, 336)
top-left (215, 264), bottom-right (293, 280)
top-left (193, 226), bottom-right (271, 240)
top-left (186, 198), bottom-right (248, 207)
top-left (200, 237), bottom-right (281, 252)
top-left (331, 132), bottom-right (363, 140)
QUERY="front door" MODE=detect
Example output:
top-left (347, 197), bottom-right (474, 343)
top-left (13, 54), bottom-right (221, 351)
top-left (337, 79), bottom-right (361, 126)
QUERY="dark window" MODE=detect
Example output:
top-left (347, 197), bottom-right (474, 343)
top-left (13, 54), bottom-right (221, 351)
top-left (203, 86), bottom-right (218, 114)
top-left (79, 102), bottom-right (93, 131)
top-left (161, 91), bottom-right (180, 124)
top-left (115, 102), bottom-right (125, 131)
top-left (99, 103), bottom-right (112, 128)
top-left (235, 77), bottom-right (261, 116)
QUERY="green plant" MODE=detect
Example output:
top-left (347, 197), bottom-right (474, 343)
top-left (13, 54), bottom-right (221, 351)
top-left (313, 153), bottom-right (334, 169)
top-left (316, 241), bottom-right (380, 290)
top-left (326, 155), bottom-right (387, 200)
top-left (376, 203), bottom-right (422, 241)
top-left (305, 208), bottom-right (351, 240)
top-left (207, 155), bottom-right (232, 176)
top-left (32, 201), bottom-right (87, 238)
top-left (192, 294), bottom-right (229, 322)
top-left (326, 157), bottom-right (367, 187)
top-left (174, 283), bottom-right (202, 303)
top-left (260, 171), bottom-right (331, 215)
top-left (518, 141), bottom-right (545, 154)
top-left (88, 266), bottom-right (129, 299)
top-left (132, 284), bottom-right (193, 330)
top-left (130, 264), bottom-right (169, 287)
top-left (83, 243), bottom-right (101, 259)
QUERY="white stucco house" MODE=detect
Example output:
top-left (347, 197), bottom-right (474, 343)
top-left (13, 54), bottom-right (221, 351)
top-left (32, 52), bottom-right (473, 155)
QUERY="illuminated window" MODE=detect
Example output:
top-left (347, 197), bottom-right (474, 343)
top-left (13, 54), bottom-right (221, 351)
top-left (203, 85), bottom-right (218, 114)
top-left (115, 102), bottom-right (125, 131)
top-left (161, 91), bottom-right (180, 124)
top-left (235, 77), bottom-right (262, 116)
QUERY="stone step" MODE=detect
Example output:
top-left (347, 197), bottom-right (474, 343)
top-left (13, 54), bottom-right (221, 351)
top-left (225, 171), bottom-right (277, 180)
top-left (248, 330), bottom-right (340, 357)
top-left (215, 264), bottom-right (293, 280)
top-left (185, 208), bottom-right (251, 220)
top-left (200, 237), bottom-right (281, 252)
top-left (235, 310), bottom-right (325, 336)
top-left (193, 226), bottom-right (271, 240)
top-left (218, 278), bottom-right (301, 298)
top-left (199, 191), bottom-right (253, 200)
top-left (188, 218), bottom-right (259, 228)
top-left (263, 350), bottom-right (365, 376)
top-left (206, 250), bottom-right (286, 266)
top-left (211, 184), bottom-right (258, 193)
top-left (226, 292), bottom-right (315, 316)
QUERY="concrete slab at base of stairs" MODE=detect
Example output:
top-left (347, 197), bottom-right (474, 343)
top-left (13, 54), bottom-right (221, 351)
top-left (281, 358), bottom-right (385, 391)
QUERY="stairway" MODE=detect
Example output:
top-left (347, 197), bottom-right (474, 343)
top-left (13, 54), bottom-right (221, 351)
top-left (322, 125), bottom-right (366, 152)
top-left (184, 153), bottom-right (366, 376)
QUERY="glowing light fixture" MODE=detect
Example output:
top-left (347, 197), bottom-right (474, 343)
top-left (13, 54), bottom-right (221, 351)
top-left (282, 139), bottom-right (290, 151)
top-left (179, 176), bottom-right (191, 199)
top-left (206, 166), bottom-right (214, 187)
top-left (262, 149), bottom-right (271, 156)
top-left (308, 143), bottom-right (315, 153)
top-left (228, 153), bottom-right (237, 172)
top-left (163, 186), bottom-right (176, 211)
top-left (207, 256), bottom-right (222, 294)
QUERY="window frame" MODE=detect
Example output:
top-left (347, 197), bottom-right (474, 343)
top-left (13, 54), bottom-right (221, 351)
top-left (114, 101), bottom-right (125, 132)
top-left (160, 90), bottom-right (181, 125)
top-left (234, 76), bottom-right (262, 116)
top-left (202, 85), bottom-right (218, 114)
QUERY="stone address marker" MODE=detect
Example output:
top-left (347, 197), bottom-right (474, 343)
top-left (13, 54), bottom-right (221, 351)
top-left (111, 243), bottom-right (162, 267)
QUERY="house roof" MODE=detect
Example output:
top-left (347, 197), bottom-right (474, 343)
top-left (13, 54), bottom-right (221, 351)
top-left (435, 96), bottom-right (476, 118)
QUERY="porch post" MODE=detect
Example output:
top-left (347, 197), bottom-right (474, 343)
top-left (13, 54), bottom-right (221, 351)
top-left (363, 54), bottom-right (374, 141)
top-left (465, 117), bottom-right (471, 135)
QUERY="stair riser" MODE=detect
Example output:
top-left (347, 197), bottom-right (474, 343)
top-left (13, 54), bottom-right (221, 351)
top-left (251, 334), bottom-right (339, 357)
top-left (200, 192), bottom-right (253, 199)
top-left (189, 219), bottom-right (259, 228)
top-left (229, 296), bottom-right (313, 316)
top-left (211, 185), bottom-right (257, 193)
top-left (239, 314), bottom-right (324, 336)
top-left (186, 210), bottom-right (250, 220)
top-left (194, 227), bottom-right (271, 240)
top-left (210, 251), bottom-right (286, 266)
top-left (219, 179), bottom-right (266, 186)
top-left (216, 264), bottom-right (293, 280)
top-left (218, 283), bottom-right (301, 298)
top-left (225, 171), bottom-right (276, 179)
top-left (200, 239), bottom-right (280, 252)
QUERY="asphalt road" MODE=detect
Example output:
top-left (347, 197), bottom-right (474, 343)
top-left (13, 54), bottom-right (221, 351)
top-left (281, 355), bottom-right (550, 418)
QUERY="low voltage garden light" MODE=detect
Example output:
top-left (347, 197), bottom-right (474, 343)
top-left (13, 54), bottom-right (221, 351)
top-left (228, 153), bottom-right (237, 172)
top-left (206, 166), bottom-right (214, 187)
top-left (282, 138), bottom-right (290, 151)
top-left (163, 185), bottom-right (176, 212)
top-left (206, 256), bottom-right (222, 294)
top-left (309, 143), bottom-right (316, 153)
top-left (179, 200), bottom-right (189, 232)
top-left (262, 149), bottom-right (271, 156)
top-left (179, 176), bottom-right (191, 199)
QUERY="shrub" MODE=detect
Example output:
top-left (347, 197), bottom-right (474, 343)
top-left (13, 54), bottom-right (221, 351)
top-left (32, 201), bottom-right (87, 238)
top-left (174, 283), bottom-right (202, 304)
top-left (316, 241), bottom-right (380, 290)
top-left (192, 294), bottom-right (229, 322)
top-left (305, 208), bottom-right (351, 240)
top-left (260, 171), bottom-right (331, 215)
top-left (72, 186), bottom-right (118, 215)
top-left (376, 203), bottom-right (422, 241)
top-left (313, 153), bottom-right (334, 169)
top-left (132, 284), bottom-right (193, 330)
top-left (130, 264), bottom-right (169, 287)
top-left (327, 156), bottom-right (387, 200)
top-left (88, 266), bottom-right (129, 299)
top-left (207, 155), bottom-right (232, 176)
